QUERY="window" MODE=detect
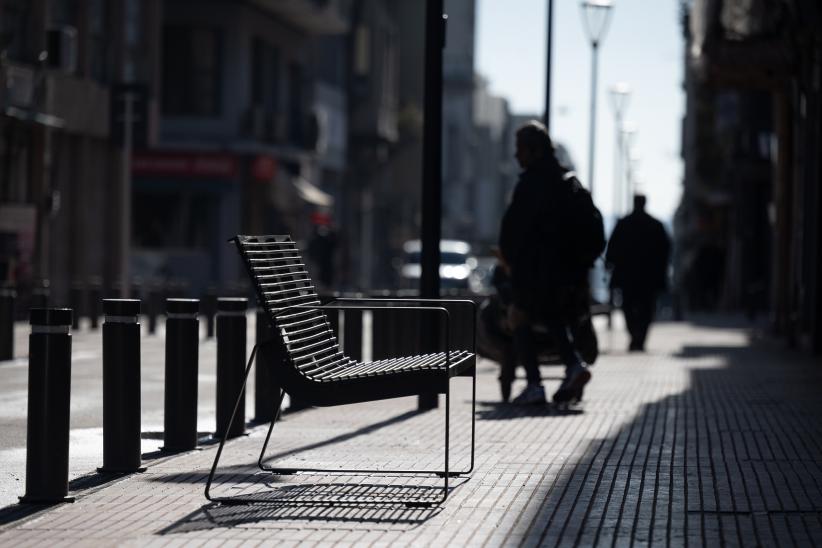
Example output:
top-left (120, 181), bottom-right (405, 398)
top-left (123, 0), bottom-right (142, 82)
top-left (1, 0), bottom-right (28, 61)
top-left (287, 63), bottom-right (304, 144)
top-left (251, 38), bottom-right (279, 111)
top-left (162, 26), bottom-right (221, 117)
top-left (89, 0), bottom-right (109, 81)
top-left (49, 0), bottom-right (77, 26)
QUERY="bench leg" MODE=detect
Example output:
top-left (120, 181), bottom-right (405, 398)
top-left (450, 364), bottom-right (476, 476)
top-left (256, 388), bottom-right (287, 472)
top-left (204, 342), bottom-right (260, 503)
top-left (206, 346), bottom-right (474, 506)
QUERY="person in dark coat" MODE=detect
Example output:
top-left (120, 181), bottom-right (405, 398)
top-left (605, 194), bottom-right (671, 351)
top-left (498, 121), bottom-right (591, 405)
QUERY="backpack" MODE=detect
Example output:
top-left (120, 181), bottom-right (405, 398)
top-left (562, 171), bottom-right (606, 268)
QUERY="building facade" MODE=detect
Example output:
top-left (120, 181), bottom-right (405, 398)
top-left (0, 0), bottom-right (162, 307)
top-left (134, 0), bottom-right (347, 294)
top-left (678, 0), bottom-right (821, 352)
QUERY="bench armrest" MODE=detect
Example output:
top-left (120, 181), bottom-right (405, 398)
top-left (328, 298), bottom-right (477, 350)
top-left (281, 302), bottom-right (457, 363)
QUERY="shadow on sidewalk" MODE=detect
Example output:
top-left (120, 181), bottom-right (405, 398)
top-left (147, 408), bottom-right (424, 487)
top-left (158, 479), bottom-right (457, 533)
top-left (476, 401), bottom-right (584, 420)
top-left (498, 331), bottom-right (822, 546)
top-left (0, 468), bottom-right (147, 526)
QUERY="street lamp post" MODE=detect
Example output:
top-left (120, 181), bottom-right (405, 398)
top-left (544, 0), bottom-right (555, 130)
top-left (609, 82), bottom-right (630, 217)
top-left (580, 0), bottom-right (614, 202)
top-left (620, 123), bottom-right (637, 211)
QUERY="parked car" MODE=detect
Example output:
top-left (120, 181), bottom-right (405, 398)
top-left (399, 239), bottom-right (477, 291)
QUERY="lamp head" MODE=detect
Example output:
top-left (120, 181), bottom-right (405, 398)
top-left (581, 0), bottom-right (614, 46)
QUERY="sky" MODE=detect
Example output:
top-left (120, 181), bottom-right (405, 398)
top-left (475, 0), bottom-right (685, 223)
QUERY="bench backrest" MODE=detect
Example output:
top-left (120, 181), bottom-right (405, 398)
top-left (233, 235), bottom-right (350, 379)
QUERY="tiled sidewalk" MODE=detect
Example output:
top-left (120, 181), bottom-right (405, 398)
top-left (1, 319), bottom-right (822, 547)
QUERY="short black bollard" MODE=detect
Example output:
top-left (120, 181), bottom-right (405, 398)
top-left (343, 306), bottom-right (362, 362)
top-left (100, 299), bottom-right (144, 473)
top-left (146, 284), bottom-right (160, 335)
top-left (88, 277), bottom-right (102, 329)
top-left (163, 299), bottom-right (200, 452)
top-left (203, 286), bottom-right (217, 339)
top-left (20, 308), bottom-right (74, 503)
top-left (69, 282), bottom-right (83, 330)
top-left (216, 297), bottom-right (247, 439)
top-left (0, 288), bottom-right (15, 361)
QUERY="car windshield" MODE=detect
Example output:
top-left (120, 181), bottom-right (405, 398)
top-left (404, 251), bottom-right (468, 265)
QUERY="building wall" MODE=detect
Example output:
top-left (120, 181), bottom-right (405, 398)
top-left (678, 0), bottom-right (821, 353)
top-left (0, 0), bottom-right (163, 307)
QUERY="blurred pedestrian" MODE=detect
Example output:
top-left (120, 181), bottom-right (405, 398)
top-left (498, 121), bottom-right (603, 405)
top-left (606, 194), bottom-right (671, 351)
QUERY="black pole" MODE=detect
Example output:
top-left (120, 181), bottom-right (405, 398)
top-left (0, 288), bottom-right (15, 361)
top-left (146, 283), bottom-right (159, 335)
top-left (544, 0), bottom-right (554, 130)
top-left (30, 280), bottom-right (49, 310)
top-left (204, 286), bottom-right (217, 339)
top-left (20, 308), bottom-right (73, 503)
top-left (69, 282), bottom-right (83, 330)
top-left (88, 277), bottom-right (102, 330)
top-left (587, 41), bottom-right (599, 199)
top-left (216, 297), bottom-right (247, 438)
top-left (419, 0), bottom-right (445, 411)
top-left (163, 298), bottom-right (200, 452)
top-left (100, 299), bottom-right (144, 473)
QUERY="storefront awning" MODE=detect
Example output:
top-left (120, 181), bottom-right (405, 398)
top-left (4, 106), bottom-right (65, 128)
top-left (293, 176), bottom-right (334, 207)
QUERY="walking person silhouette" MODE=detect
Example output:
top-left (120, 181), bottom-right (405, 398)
top-left (605, 194), bottom-right (671, 352)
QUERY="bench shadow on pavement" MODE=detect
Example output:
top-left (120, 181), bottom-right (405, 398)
top-left (159, 480), bottom-right (454, 534)
top-left (154, 407), bottom-right (457, 532)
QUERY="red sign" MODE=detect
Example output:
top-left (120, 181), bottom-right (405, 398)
top-left (251, 155), bottom-right (277, 182)
top-left (132, 151), bottom-right (238, 179)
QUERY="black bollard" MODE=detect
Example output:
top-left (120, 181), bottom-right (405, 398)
top-left (20, 308), bottom-right (73, 503)
top-left (100, 299), bottom-right (144, 472)
top-left (203, 286), bottom-right (217, 339)
top-left (69, 282), bottom-right (83, 330)
top-left (216, 297), bottom-right (247, 438)
top-left (253, 308), bottom-right (279, 422)
top-left (146, 283), bottom-right (160, 335)
top-left (88, 277), bottom-right (102, 329)
top-left (163, 299), bottom-right (200, 452)
top-left (0, 288), bottom-right (15, 361)
top-left (343, 306), bottom-right (362, 362)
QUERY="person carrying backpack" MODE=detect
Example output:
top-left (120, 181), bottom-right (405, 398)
top-left (498, 120), bottom-right (605, 405)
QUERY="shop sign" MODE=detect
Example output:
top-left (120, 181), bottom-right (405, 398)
top-left (132, 151), bottom-right (238, 179)
top-left (251, 155), bottom-right (277, 182)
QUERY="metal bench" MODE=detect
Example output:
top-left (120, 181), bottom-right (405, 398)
top-left (205, 235), bottom-right (476, 507)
